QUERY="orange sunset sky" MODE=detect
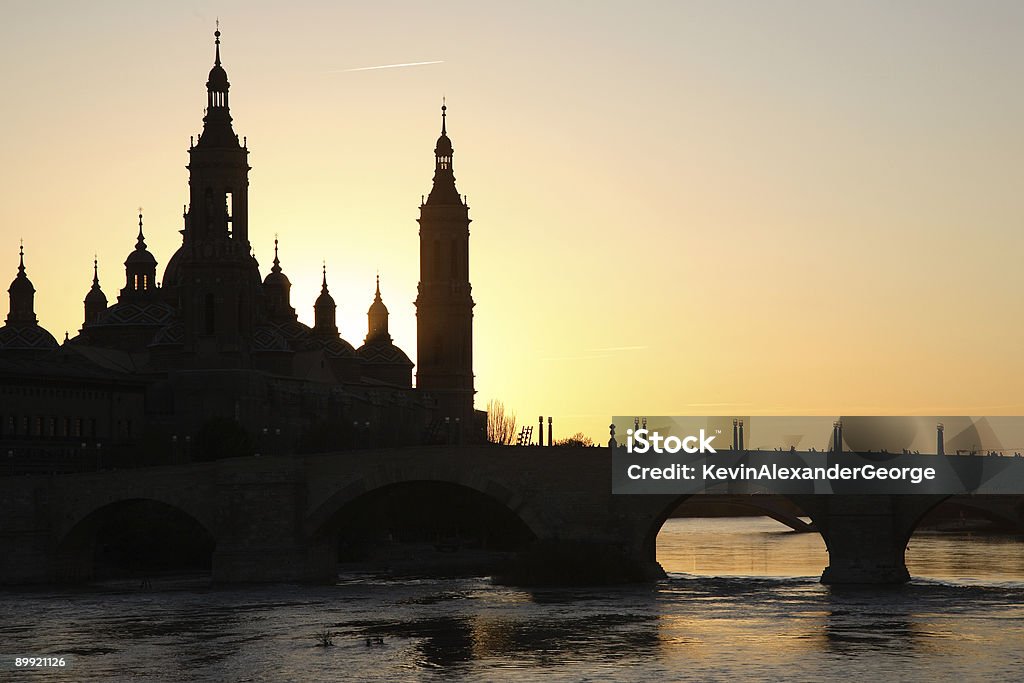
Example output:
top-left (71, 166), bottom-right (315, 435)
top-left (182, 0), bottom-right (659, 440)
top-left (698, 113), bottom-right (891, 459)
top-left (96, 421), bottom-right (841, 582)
top-left (2, 2), bottom-right (1024, 441)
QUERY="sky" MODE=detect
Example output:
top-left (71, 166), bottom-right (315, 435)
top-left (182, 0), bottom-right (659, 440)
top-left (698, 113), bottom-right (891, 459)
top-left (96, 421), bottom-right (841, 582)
top-left (2, 1), bottom-right (1024, 441)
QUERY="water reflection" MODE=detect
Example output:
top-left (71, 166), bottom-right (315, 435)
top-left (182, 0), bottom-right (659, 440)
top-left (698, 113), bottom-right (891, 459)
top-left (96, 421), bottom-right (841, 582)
top-left (1, 520), bottom-right (1022, 680)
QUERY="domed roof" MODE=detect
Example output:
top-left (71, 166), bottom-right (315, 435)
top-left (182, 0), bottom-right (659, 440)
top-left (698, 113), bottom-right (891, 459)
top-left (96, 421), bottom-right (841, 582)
top-left (262, 239), bottom-right (291, 288)
top-left (434, 132), bottom-right (453, 156)
top-left (94, 301), bottom-right (176, 327)
top-left (207, 63), bottom-right (228, 88)
top-left (8, 245), bottom-right (34, 296)
top-left (434, 101), bottom-right (454, 155)
top-left (206, 29), bottom-right (229, 88)
top-left (149, 321), bottom-right (184, 347)
top-left (84, 257), bottom-right (107, 304)
top-left (125, 213), bottom-right (157, 266)
top-left (304, 335), bottom-right (356, 359)
top-left (270, 318), bottom-right (313, 343)
top-left (368, 281), bottom-right (389, 318)
top-left (0, 324), bottom-right (59, 351)
top-left (356, 339), bottom-right (412, 366)
top-left (252, 325), bottom-right (290, 352)
top-left (315, 264), bottom-right (335, 308)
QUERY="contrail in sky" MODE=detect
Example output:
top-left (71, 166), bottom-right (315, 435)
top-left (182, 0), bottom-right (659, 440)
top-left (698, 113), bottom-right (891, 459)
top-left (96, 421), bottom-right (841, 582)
top-left (335, 60), bottom-right (444, 72)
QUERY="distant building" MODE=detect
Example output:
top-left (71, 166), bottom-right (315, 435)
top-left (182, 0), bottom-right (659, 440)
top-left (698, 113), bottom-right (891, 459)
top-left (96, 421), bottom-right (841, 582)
top-left (0, 29), bottom-right (480, 472)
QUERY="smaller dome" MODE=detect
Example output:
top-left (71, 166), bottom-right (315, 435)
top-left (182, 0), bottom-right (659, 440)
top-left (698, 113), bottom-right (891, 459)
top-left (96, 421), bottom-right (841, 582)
top-left (126, 213), bottom-right (157, 265)
top-left (356, 339), bottom-right (412, 366)
top-left (434, 133), bottom-right (453, 157)
top-left (207, 63), bottom-right (229, 89)
top-left (125, 248), bottom-right (157, 266)
top-left (315, 263), bottom-right (336, 309)
top-left (304, 335), bottom-right (356, 359)
top-left (0, 324), bottom-right (59, 351)
top-left (263, 270), bottom-right (291, 288)
top-left (8, 273), bottom-right (34, 296)
top-left (315, 288), bottom-right (336, 309)
top-left (368, 295), bottom-right (388, 318)
top-left (84, 258), bottom-right (106, 305)
top-left (85, 286), bottom-right (107, 305)
top-left (263, 239), bottom-right (291, 288)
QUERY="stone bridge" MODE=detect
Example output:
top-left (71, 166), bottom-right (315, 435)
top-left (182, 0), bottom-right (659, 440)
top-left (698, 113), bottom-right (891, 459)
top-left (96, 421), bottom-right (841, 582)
top-left (1, 446), bottom-right (1021, 585)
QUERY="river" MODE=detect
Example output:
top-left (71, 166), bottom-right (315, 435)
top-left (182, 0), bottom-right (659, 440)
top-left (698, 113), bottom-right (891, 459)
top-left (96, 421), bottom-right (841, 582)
top-left (2, 518), bottom-right (1022, 681)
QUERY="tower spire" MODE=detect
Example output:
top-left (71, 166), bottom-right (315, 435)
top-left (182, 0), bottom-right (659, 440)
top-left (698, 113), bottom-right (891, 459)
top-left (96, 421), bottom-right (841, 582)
top-left (215, 19), bottom-right (221, 66)
top-left (92, 254), bottom-right (100, 286)
top-left (136, 209), bottom-right (147, 250)
top-left (425, 100), bottom-right (462, 206)
top-left (313, 261), bottom-right (338, 335)
top-left (271, 236), bottom-right (281, 274)
top-left (7, 241), bottom-right (37, 325)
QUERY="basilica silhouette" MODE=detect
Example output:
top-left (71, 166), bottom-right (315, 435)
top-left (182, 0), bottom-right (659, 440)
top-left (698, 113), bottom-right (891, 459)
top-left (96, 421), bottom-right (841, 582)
top-left (0, 30), bottom-right (479, 469)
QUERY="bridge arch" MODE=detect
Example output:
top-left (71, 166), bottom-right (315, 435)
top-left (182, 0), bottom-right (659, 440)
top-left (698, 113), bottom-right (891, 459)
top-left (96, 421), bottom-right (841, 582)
top-left (639, 494), bottom-right (827, 576)
top-left (307, 477), bottom-right (543, 575)
top-left (54, 497), bottom-right (217, 582)
top-left (307, 472), bottom-right (551, 543)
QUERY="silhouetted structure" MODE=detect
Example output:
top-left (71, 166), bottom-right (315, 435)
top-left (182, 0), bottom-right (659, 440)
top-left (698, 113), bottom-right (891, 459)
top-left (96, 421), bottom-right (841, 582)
top-left (415, 101), bottom-right (476, 428)
top-left (0, 29), bottom-right (482, 472)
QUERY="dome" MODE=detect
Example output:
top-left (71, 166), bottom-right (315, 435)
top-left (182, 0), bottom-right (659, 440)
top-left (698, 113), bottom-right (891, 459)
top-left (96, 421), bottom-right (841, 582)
top-left (356, 339), bottom-right (412, 366)
top-left (84, 286), bottom-right (107, 305)
top-left (125, 248), bottom-right (157, 266)
top-left (368, 295), bottom-right (388, 318)
top-left (263, 239), bottom-right (291, 289)
top-left (207, 63), bottom-right (229, 89)
top-left (8, 273), bottom-right (34, 296)
top-left (315, 288), bottom-right (335, 309)
top-left (263, 270), bottom-right (291, 288)
top-left (0, 324), bottom-right (59, 351)
top-left (252, 325), bottom-right (290, 352)
top-left (94, 301), bottom-right (176, 327)
top-left (149, 321), bottom-right (184, 347)
top-left (270, 318), bottom-right (313, 344)
top-left (126, 213), bottom-right (157, 265)
top-left (305, 335), bottom-right (356, 359)
top-left (434, 132), bottom-right (453, 156)
top-left (162, 248), bottom-right (183, 287)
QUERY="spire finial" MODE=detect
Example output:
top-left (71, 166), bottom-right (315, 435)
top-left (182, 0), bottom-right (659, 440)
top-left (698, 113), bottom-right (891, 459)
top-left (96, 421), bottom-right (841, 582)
top-left (136, 209), bottom-right (147, 250)
top-left (321, 261), bottom-right (328, 290)
top-left (214, 20), bottom-right (221, 66)
top-left (271, 236), bottom-right (281, 273)
top-left (18, 239), bottom-right (25, 276)
top-left (441, 97), bottom-right (447, 135)
top-left (92, 254), bottom-right (99, 286)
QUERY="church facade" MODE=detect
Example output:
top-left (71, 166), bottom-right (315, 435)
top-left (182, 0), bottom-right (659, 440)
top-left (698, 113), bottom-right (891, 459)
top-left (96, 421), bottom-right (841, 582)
top-left (0, 30), bottom-right (479, 472)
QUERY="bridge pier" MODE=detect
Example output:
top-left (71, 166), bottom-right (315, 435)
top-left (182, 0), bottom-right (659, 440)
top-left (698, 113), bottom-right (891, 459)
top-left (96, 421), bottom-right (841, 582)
top-left (811, 495), bottom-right (940, 585)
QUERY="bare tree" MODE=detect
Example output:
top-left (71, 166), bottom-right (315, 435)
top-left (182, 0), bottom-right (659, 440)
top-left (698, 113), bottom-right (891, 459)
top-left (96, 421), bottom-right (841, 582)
top-left (486, 399), bottom-right (517, 445)
top-left (555, 432), bottom-right (595, 447)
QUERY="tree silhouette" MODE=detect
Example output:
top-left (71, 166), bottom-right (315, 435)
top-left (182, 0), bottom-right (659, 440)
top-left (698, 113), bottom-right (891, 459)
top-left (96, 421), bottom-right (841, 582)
top-left (486, 399), bottom-right (517, 445)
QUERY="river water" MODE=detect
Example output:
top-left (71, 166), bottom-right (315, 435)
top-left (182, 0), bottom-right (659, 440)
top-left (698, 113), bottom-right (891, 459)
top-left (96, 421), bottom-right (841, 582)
top-left (2, 518), bottom-right (1023, 681)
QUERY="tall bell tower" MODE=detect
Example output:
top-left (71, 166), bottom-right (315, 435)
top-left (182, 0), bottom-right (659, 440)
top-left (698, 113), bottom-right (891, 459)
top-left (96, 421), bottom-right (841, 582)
top-left (415, 102), bottom-right (475, 427)
top-left (169, 26), bottom-right (262, 363)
